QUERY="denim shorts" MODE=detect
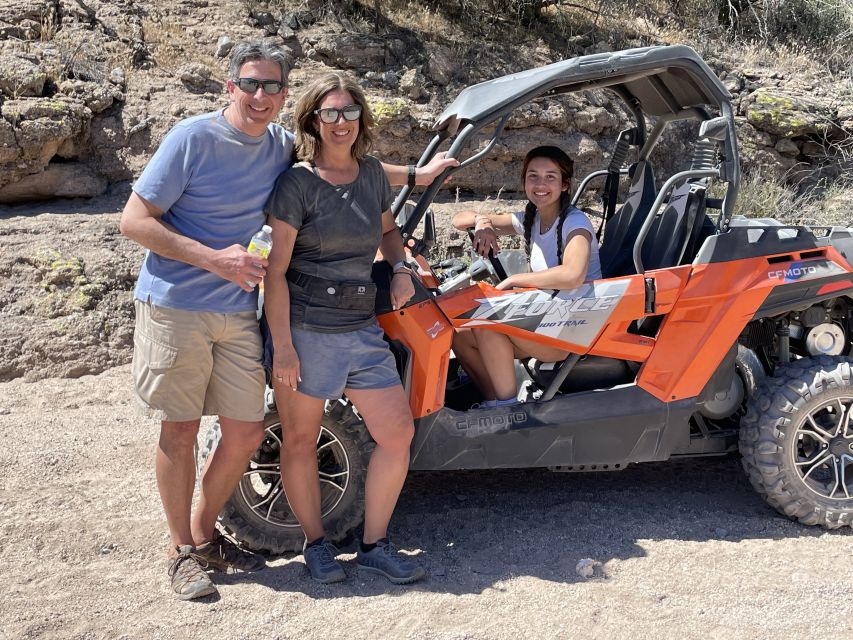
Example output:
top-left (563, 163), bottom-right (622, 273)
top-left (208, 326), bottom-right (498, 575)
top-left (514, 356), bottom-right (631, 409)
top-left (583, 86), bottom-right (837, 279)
top-left (292, 322), bottom-right (400, 399)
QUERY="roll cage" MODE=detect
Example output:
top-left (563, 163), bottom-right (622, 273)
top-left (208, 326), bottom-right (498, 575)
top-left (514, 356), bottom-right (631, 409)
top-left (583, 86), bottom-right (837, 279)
top-left (393, 44), bottom-right (741, 275)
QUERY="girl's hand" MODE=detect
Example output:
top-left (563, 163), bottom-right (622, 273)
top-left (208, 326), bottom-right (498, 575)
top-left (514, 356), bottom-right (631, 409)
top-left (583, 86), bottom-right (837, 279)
top-left (272, 344), bottom-right (301, 391)
top-left (495, 275), bottom-right (518, 291)
top-left (472, 226), bottom-right (500, 258)
top-left (390, 271), bottom-right (415, 310)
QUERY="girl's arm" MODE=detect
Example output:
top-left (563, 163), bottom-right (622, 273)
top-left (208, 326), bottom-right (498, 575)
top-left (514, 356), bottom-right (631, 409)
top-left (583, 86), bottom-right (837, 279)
top-left (379, 209), bottom-right (416, 310)
top-left (451, 210), bottom-right (518, 257)
top-left (496, 228), bottom-right (592, 291)
top-left (264, 215), bottom-right (301, 390)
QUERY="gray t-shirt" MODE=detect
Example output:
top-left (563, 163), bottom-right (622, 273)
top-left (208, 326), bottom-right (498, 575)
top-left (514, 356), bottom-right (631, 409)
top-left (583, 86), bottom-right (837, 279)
top-left (264, 154), bottom-right (393, 332)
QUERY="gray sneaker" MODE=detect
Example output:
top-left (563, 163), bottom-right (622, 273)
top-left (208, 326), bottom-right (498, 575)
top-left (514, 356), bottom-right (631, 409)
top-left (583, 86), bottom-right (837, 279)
top-left (302, 539), bottom-right (346, 584)
top-left (195, 531), bottom-right (266, 574)
top-left (357, 539), bottom-right (425, 584)
top-left (167, 545), bottom-right (218, 600)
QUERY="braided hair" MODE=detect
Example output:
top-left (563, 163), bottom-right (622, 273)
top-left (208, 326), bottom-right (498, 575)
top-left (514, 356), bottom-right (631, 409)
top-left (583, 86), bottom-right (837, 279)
top-left (520, 146), bottom-right (574, 266)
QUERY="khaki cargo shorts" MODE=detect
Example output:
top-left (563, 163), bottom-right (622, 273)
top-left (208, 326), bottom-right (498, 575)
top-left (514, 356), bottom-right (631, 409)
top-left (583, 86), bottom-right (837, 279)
top-left (132, 299), bottom-right (265, 422)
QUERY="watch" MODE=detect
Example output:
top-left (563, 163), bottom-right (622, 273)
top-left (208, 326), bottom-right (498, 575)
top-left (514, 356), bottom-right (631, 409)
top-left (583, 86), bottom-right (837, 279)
top-left (407, 164), bottom-right (417, 189)
top-left (392, 259), bottom-right (412, 275)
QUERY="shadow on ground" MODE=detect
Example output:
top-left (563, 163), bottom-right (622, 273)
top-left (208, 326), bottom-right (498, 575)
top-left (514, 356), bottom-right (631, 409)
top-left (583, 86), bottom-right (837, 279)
top-left (216, 456), bottom-right (852, 598)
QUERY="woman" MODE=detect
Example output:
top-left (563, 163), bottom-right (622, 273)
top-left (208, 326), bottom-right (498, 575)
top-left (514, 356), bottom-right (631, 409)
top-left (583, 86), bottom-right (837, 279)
top-left (451, 145), bottom-right (602, 407)
top-left (263, 73), bottom-right (424, 584)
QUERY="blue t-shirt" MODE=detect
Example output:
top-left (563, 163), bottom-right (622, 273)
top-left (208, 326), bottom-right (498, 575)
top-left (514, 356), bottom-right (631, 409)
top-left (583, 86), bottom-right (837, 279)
top-left (133, 109), bottom-right (294, 312)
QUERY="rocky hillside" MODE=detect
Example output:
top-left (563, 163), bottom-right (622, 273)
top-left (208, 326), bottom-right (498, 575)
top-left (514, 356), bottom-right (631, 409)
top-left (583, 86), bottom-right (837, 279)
top-left (1, 0), bottom-right (852, 382)
top-left (1, 0), bottom-right (851, 201)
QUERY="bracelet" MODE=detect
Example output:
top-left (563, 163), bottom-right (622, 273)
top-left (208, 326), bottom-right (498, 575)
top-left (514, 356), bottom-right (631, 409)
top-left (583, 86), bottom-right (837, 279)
top-left (474, 216), bottom-right (493, 230)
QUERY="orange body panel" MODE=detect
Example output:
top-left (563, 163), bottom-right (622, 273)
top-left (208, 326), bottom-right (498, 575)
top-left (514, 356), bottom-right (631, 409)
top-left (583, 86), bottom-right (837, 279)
top-left (378, 298), bottom-right (453, 418)
top-left (378, 245), bottom-right (853, 417)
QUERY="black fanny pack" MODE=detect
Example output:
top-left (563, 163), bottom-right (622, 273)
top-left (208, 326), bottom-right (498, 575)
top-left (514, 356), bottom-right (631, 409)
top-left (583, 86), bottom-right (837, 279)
top-left (286, 269), bottom-right (377, 312)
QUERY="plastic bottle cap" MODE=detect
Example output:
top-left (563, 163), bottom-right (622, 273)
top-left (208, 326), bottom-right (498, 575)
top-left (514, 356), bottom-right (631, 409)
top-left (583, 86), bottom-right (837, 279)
top-left (261, 225), bottom-right (272, 234)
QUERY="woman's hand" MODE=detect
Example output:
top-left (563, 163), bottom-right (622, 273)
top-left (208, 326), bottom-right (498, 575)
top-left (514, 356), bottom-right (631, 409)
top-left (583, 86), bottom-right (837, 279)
top-left (390, 271), bottom-right (415, 310)
top-left (417, 152), bottom-right (460, 185)
top-left (272, 343), bottom-right (301, 392)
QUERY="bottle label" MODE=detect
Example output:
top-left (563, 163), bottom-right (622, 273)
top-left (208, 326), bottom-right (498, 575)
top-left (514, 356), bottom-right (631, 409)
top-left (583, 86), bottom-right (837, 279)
top-left (248, 240), bottom-right (271, 259)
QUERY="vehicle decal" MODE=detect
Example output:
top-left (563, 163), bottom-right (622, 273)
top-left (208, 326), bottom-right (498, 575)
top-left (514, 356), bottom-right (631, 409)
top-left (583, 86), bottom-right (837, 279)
top-left (767, 259), bottom-right (846, 283)
top-left (459, 279), bottom-right (631, 347)
top-left (454, 410), bottom-right (529, 435)
top-left (425, 321), bottom-right (442, 339)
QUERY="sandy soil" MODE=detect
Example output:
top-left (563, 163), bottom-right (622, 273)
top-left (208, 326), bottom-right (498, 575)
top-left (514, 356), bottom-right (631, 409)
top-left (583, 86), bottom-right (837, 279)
top-left (2, 365), bottom-right (852, 640)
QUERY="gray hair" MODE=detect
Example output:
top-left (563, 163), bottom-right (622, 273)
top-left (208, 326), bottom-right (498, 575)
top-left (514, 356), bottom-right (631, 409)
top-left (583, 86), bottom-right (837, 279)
top-left (228, 40), bottom-right (290, 86)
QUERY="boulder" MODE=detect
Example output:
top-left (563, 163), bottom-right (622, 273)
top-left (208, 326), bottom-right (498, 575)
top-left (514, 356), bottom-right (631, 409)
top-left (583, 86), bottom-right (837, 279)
top-left (426, 48), bottom-right (454, 86)
top-left (0, 118), bottom-right (19, 163)
top-left (775, 138), bottom-right (800, 157)
top-left (0, 54), bottom-right (46, 98)
top-left (370, 97), bottom-right (411, 138)
top-left (215, 35), bottom-right (234, 58)
top-left (178, 63), bottom-right (220, 93)
top-left (0, 162), bottom-right (107, 202)
top-left (745, 88), bottom-right (835, 137)
top-left (58, 80), bottom-right (117, 114)
top-left (309, 34), bottom-right (387, 71)
top-left (0, 0), bottom-right (45, 39)
top-left (400, 68), bottom-right (427, 100)
top-left (0, 98), bottom-right (88, 188)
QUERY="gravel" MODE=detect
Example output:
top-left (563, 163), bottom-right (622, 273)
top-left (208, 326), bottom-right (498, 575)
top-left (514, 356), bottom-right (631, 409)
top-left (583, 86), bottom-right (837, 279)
top-left (2, 366), bottom-right (852, 639)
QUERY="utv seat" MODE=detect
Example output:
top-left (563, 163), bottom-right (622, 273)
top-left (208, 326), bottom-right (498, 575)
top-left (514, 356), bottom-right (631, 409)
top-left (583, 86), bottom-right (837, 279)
top-left (638, 137), bottom-right (720, 271)
top-left (598, 160), bottom-right (657, 278)
top-left (639, 178), bottom-right (709, 270)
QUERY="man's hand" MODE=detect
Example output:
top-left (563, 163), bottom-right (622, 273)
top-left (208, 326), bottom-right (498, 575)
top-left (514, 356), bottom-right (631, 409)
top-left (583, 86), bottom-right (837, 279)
top-left (208, 244), bottom-right (268, 291)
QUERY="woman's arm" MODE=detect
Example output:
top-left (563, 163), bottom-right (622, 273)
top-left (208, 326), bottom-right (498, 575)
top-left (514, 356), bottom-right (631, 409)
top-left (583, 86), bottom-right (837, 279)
top-left (381, 152), bottom-right (460, 187)
top-left (264, 215), bottom-right (301, 390)
top-left (496, 228), bottom-right (592, 291)
top-left (379, 209), bottom-right (416, 310)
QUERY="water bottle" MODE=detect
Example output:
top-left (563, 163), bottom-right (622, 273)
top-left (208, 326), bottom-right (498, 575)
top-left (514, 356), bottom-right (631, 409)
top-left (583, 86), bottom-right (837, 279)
top-left (246, 224), bottom-right (273, 288)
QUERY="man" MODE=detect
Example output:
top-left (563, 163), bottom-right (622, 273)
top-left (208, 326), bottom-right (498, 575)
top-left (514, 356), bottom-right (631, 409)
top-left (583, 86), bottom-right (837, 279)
top-left (120, 40), bottom-right (455, 600)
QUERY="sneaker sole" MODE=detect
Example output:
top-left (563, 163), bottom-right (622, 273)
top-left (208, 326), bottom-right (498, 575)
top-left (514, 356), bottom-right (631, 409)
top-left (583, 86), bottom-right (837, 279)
top-left (206, 562), bottom-right (267, 574)
top-left (357, 563), bottom-right (426, 585)
top-left (307, 569), bottom-right (347, 584)
top-left (175, 582), bottom-right (218, 600)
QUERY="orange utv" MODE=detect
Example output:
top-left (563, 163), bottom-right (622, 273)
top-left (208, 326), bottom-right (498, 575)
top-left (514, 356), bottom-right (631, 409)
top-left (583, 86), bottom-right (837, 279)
top-left (203, 45), bottom-right (853, 553)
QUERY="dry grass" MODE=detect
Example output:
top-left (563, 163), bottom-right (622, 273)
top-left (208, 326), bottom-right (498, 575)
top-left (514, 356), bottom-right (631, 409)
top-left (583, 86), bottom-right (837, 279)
top-left (732, 172), bottom-right (853, 228)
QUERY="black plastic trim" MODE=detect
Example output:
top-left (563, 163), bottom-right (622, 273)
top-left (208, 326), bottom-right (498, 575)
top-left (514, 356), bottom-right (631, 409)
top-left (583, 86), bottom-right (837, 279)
top-left (409, 385), bottom-right (695, 470)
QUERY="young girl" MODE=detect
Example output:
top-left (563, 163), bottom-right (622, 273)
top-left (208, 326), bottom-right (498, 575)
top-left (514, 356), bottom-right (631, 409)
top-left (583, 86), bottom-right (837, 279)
top-left (451, 145), bottom-right (602, 406)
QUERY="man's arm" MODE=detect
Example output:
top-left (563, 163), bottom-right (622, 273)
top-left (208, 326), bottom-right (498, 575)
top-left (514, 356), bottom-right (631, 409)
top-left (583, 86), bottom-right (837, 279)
top-left (381, 152), bottom-right (460, 187)
top-left (119, 192), bottom-right (267, 292)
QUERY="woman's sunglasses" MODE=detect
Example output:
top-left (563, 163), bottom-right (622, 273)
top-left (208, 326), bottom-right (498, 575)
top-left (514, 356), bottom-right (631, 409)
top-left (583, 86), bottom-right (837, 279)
top-left (313, 104), bottom-right (362, 124)
top-left (234, 78), bottom-right (285, 95)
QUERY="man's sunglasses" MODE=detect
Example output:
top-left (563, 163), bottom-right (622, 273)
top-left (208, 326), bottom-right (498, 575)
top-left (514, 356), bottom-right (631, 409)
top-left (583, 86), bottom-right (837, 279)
top-left (313, 104), bottom-right (362, 124)
top-left (234, 77), bottom-right (285, 95)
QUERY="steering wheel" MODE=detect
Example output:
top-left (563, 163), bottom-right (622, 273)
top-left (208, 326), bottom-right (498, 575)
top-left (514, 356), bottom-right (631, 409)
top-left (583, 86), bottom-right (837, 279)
top-left (467, 229), bottom-right (508, 283)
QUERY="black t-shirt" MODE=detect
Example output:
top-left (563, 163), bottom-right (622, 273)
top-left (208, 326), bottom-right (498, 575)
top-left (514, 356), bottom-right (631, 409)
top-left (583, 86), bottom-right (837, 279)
top-left (264, 155), bottom-right (393, 332)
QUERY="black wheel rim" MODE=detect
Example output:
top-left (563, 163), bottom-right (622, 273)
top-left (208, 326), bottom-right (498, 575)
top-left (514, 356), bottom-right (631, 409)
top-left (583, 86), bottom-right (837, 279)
top-left (793, 397), bottom-right (853, 501)
top-left (237, 420), bottom-right (351, 527)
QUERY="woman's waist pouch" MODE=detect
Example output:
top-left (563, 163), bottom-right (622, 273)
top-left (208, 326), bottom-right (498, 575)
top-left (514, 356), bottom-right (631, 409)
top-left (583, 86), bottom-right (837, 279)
top-left (286, 269), bottom-right (377, 312)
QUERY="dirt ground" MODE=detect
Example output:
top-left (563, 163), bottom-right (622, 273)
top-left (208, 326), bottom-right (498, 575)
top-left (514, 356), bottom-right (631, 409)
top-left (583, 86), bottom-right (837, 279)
top-left (2, 364), bottom-right (852, 640)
